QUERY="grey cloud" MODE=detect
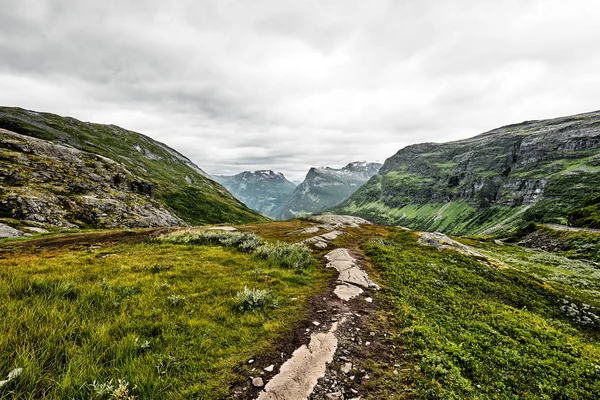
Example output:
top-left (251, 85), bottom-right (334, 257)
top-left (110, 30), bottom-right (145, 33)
top-left (1, 0), bottom-right (599, 182)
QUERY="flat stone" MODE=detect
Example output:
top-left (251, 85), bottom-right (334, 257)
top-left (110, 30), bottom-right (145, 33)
top-left (325, 248), bottom-right (379, 289)
top-left (341, 362), bottom-right (353, 374)
top-left (418, 232), bottom-right (484, 258)
top-left (0, 223), bottom-right (24, 238)
top-left (309, 215), bottom-right (372, 228)
top-left (320, 230), bottom-right (344, 240)
top-left (22, 226), bottom-right (49, 234)
top-left (264, 365), bottom-right (274, 372)
top-left (297, 226), bottom-right (321, 234)
top-left (334, 284), bottom-right (363, 301)
top-left (252, 377), bottom-right (264, 387)
top-left (257, 320), bottom-right (343, 400)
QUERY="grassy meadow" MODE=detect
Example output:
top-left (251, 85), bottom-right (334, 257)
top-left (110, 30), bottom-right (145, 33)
top-left (0, 228), bottom-right (327, 399)
top-left (358, 229), bottom-right (600, 399)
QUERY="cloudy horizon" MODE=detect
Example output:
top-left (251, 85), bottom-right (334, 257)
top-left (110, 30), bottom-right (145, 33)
top-left (1, 0), bottom-right (599, 181)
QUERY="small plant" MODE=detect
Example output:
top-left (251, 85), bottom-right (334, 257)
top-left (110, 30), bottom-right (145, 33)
top-left (255, 242), bottom-right (313, 270)
top-left (234, 286), bottom-right (277, 312)
top-left (155, 355), bottom-right (180, 376)
top-left (251, 267), bottom-right (264, 279)
top-left (167, 294), bottom-right (186, 307)
top-left (90, 378), bottom-right (137, 399)
top-left (135, 337), bottom-right (151, 352)
top-left (149, 263), bottom-right (172, 273)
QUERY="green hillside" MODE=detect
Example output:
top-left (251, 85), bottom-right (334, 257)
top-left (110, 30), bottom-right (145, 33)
top-left (0, 107), bottom-right (266, 231)
top-left (336, 111), bottom-right (600, 235)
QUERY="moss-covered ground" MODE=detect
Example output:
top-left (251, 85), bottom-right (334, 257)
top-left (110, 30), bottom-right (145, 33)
top-left (354, 228), bottom-right (600, 399)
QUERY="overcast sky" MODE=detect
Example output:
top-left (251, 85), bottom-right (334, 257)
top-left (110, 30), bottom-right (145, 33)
top-left (1, 0), bottom-right (599, 181)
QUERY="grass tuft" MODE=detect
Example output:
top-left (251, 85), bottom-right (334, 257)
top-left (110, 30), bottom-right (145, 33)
top-left (255, 242), bottom-right (314, 270)
top-left (234, 286), bottom-right (278, 312)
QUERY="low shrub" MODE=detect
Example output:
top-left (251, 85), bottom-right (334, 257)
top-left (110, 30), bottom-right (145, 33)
top-left (157, 229), bottom-right (263, 252)
top-left (234, 286), bottom-right (277, 312)
top-left (255, 242), bottom-right (313, 270)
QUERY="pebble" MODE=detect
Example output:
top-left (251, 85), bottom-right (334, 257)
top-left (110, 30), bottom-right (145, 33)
top-left (313, 321), bottom-right (321, 327)
top-left (264, 365), bottom-right (274, 372)
top-left (251, 377), bottom-right (264, 387)
top-left (341, 362), bottom-right (353, 374)
top-left (248, 359), bottom-right (254, 364)
top-left (325, 392), bottom-right (342, 399)
top-left (365, 297), bottom-right (373, 303)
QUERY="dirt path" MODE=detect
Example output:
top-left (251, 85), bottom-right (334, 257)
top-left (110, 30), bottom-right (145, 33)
top-left (252, 215), bottom-right (378, 400)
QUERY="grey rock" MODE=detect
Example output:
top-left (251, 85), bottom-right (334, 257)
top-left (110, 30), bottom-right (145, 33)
top-left (252, 377), bottom-right (264, 387)
top-left (0, 223), bottom-right (24, 238)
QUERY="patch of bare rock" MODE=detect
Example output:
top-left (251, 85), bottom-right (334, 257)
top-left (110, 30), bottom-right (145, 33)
top-left (309, 215), bottom-right (372, 228)
top-left (0, 223), bottom-right (24, 238)
top-left (418, 231), bottom-right (484, 258)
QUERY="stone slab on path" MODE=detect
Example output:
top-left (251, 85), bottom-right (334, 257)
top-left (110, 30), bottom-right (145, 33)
top-left (257, 320), bottom-right (343, 400)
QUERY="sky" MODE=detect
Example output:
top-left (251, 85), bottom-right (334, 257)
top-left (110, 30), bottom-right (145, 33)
top-left (1, 0), bottom-right (599, 181)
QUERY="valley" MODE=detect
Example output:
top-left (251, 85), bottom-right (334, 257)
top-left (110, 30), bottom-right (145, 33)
top-left (1, 107), bottom-right (600, 399)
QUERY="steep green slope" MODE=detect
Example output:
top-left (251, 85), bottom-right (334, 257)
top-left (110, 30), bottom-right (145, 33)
top-left (0, 107), bottom-right (265, 231)
top-left (336, 111), bottom-right (600, 235)
top-left (214, 170), bottom-right (295, 219)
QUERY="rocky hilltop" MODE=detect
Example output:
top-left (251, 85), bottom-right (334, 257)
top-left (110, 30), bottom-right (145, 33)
top-left (0, 107), bottom-right (265, 236)
top-left (278, 161), bottom-right (382, 219)
top-left (214, 170), bottom-right (296, 219)
top-left (335, 111), bottom-right (600, 234)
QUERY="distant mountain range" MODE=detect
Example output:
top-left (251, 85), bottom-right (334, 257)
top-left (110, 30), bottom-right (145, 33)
top-left (277, 161), bottom-right (382, 219)
top-left (0, 107), bottom-right (265, 236)
top-left (214, 170), bottom-right (296, 219)
top-left (335, 110), bottom-right (600, 234)
top-left (216, 162), bottom-right (382, 220)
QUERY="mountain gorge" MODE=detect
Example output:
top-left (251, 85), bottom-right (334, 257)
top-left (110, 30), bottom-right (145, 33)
top-left (214, 170), bottom-right (296, 218)
top-left (277, 161), bottom-right (382, 219)
top-left (0, 107), bottom-right (265, 235)
top-left (336, 111), bottom-right (600, 234)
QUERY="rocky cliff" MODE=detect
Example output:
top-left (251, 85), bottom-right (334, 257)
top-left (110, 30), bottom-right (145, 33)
top-left (0, 107), bottom-right (265, 236)
top-left (335, 111), bottom-right (600, 234)
top-left (278, 161), bottom-right (382, 219)
top-left (214, 170), bottom-right (296, 219)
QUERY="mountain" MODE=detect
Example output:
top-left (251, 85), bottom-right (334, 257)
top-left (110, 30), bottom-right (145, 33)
top-left (335, 111), bottom-right (600, 235)
top-left (277, 161), bottom-right (382, 219)
top-left (0, 107), bottom-right (265, 234)
top-left (214, 170), bottom-right (296, 219)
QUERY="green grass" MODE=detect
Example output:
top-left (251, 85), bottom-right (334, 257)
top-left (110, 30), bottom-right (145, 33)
top-left (361, 229), bottom-right (600, 399)
top-left (0, 231), bottom-right (327, 399)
